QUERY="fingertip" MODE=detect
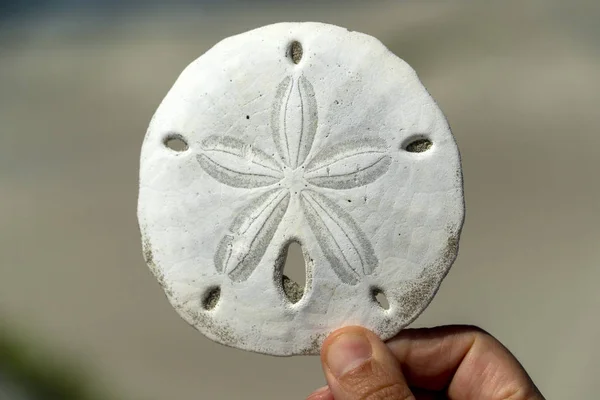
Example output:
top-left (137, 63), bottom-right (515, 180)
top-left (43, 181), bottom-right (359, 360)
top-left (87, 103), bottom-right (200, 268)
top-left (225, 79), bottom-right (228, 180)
top-left (323, 327), bottom-right (373, 378)
top-left (319, 326), bottom-right (414, 400)
top-left (306, 385), bottom-right (333, 400)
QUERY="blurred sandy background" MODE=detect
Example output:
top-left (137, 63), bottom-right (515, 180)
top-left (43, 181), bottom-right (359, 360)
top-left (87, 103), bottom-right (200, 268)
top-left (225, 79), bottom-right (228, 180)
top-left (1, 1), bottom-right (599, 399)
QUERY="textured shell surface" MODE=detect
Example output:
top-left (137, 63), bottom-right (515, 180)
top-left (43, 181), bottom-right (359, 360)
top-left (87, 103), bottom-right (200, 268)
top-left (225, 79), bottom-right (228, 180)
top-left (138, 22), bottom-right (464, 356)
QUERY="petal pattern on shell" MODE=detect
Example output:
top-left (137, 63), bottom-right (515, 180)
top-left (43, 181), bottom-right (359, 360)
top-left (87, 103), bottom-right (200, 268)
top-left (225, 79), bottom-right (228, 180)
top-left (304, 137), bottom-right (391, 189)
top-left (215, 188), bottom-right (290, 282)
top-left (197, 135), bottom-right (283, 188)
top-left (301, 190), bottom-right (378, 285)
top-left (271, 75), bottom-right (318, 168)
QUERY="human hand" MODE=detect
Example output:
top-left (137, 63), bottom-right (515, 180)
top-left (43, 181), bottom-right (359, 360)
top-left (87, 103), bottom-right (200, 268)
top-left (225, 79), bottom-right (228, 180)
top-left (306, 325), bottom-right (544, 400)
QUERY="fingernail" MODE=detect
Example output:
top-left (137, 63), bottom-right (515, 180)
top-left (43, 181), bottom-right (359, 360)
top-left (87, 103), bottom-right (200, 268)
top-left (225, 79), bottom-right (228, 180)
top-left (326, 332), bottom-right (372, 377)
top-left (312, 386), bottom-right (328, 394)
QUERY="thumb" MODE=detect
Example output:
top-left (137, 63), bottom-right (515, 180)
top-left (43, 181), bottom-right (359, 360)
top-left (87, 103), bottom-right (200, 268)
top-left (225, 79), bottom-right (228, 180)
top-left (320, 326), bottom-right (414, 400)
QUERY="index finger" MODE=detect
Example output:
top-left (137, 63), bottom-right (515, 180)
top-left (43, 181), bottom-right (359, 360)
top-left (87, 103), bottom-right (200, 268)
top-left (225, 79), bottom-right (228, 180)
top-left (386, 325), bottom-right (544, 399)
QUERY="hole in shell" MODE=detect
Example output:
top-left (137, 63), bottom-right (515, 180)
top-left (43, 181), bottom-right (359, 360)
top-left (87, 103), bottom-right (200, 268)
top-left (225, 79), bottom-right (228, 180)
top-left (163, 134), bottom-right (188, 152)
top-left (371, 287), bottom-right (389, 310)
top-left (281, 241), bottom-right (305, 303)
top-left (404, 137), bottom-right (432, 153)
top-left (289, 41), bottom-right (303, 64)
top-left (203, 286), bottom-right (221, 310)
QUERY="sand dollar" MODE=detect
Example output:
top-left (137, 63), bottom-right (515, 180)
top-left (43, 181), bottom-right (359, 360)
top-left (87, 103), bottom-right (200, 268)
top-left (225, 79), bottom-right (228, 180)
top-left (137, 22), bottom-right (464, 355)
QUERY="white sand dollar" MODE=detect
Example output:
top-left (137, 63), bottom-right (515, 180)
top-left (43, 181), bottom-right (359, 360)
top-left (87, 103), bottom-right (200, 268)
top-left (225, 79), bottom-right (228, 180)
top-left (137, 22), bottom-right (464, 355)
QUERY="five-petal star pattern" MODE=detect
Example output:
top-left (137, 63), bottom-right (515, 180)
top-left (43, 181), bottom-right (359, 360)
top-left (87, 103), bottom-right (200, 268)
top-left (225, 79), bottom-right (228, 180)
top-left (197, 74), bottom-right (391, 285)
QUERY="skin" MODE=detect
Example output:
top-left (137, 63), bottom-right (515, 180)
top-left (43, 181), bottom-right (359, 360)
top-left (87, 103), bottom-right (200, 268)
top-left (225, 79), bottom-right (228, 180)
top-left (306, 325), bottom-right (545, 400)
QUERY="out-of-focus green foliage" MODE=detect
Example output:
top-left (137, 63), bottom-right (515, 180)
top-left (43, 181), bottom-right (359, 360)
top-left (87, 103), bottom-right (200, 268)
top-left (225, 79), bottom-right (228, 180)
top-left (0, 329), bottom-right (113, 400)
